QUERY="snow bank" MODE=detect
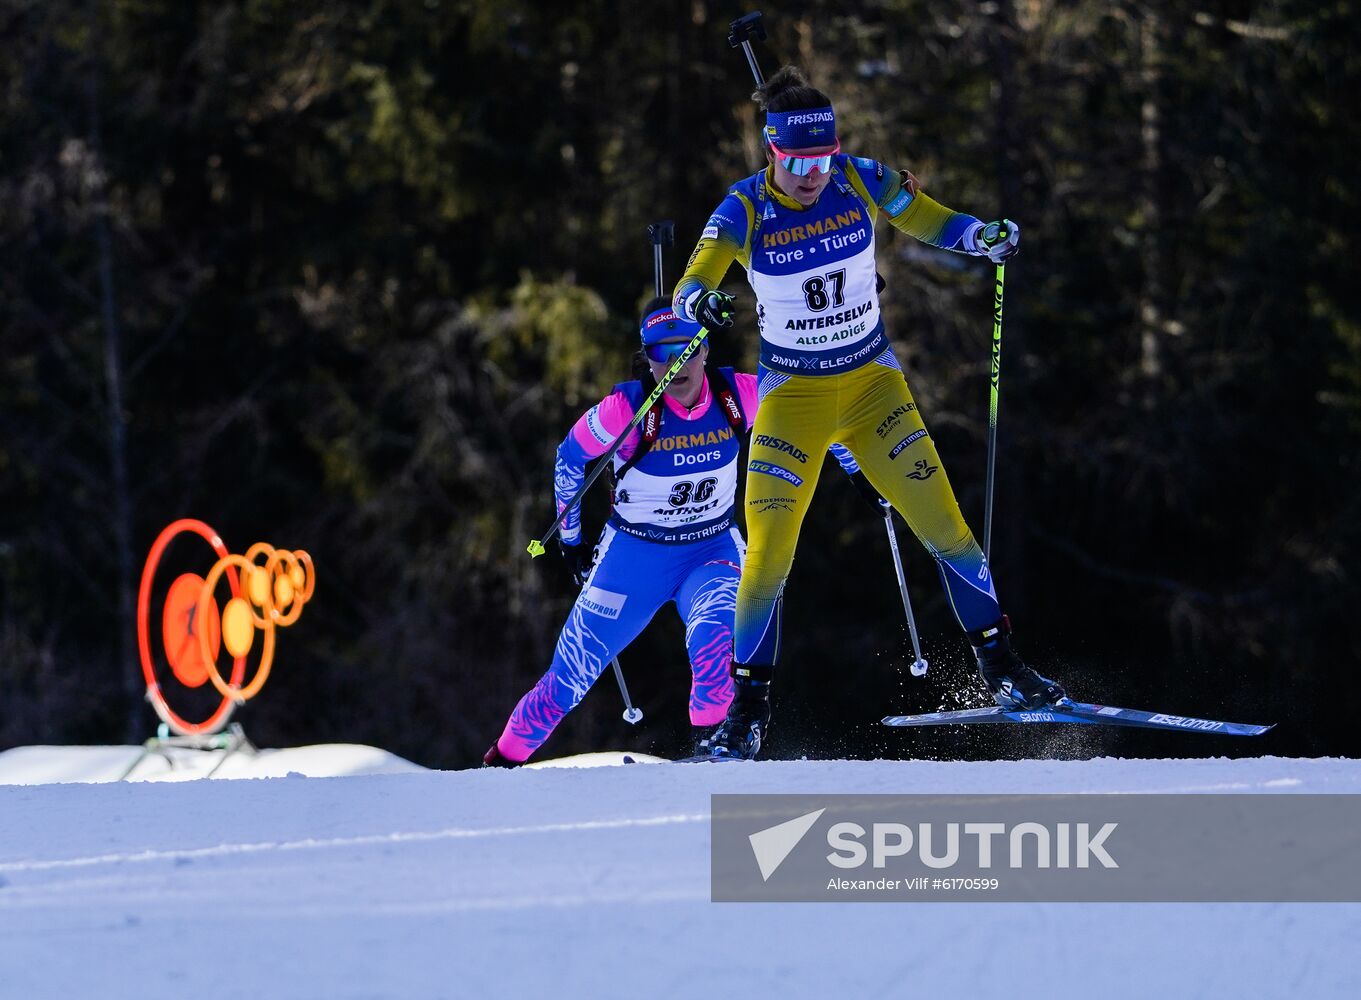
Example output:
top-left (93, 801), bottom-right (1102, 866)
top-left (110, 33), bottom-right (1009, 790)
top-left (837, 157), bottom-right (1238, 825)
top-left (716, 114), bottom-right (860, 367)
top-left (0, 743), bottom-right (425, 784)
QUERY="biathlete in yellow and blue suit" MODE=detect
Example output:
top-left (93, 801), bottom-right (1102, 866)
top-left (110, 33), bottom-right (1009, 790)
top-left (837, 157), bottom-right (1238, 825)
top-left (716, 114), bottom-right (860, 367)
top-left (673, 66), bottom-right (1066, 759)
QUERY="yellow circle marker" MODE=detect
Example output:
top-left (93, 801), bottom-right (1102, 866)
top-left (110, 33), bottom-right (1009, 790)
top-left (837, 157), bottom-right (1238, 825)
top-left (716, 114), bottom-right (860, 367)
top-left (274, 573), bottom-right (295, 607)
top-left (221, 597), bottom-right (256, 658)
top-left (247, 567), bottom-right (271, 608)
top-left (289, 564), bottom-right (306, 589)
top-left (243, 543), bottom-right (279, 627)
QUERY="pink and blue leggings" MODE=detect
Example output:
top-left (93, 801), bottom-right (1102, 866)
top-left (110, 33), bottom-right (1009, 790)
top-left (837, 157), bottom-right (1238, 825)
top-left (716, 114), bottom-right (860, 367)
top-left (495, 525), bottom-right (743, 762)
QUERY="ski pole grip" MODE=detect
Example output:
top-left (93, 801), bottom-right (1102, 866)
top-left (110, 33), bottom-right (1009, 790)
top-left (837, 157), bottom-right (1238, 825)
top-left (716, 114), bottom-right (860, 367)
top-left (727, 11), bottom-right (766, 47)
top-left (648, 220), bottom-right (674, 247)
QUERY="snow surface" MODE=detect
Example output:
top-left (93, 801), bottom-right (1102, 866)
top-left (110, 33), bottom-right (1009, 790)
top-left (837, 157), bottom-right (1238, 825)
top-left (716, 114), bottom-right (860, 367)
top-left (2, 754), bottom-right (1359, 1000)
top-left (0, 743), bottom-right (425, 784)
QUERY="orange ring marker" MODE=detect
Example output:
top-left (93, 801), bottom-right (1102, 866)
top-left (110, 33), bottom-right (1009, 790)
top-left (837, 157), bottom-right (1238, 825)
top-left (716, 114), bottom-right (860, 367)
top-left (266, 548), bottom-right (311, 627)
top-left (198, 553), bottom-right (277, 703)
top-left (137, 519), bottom-right (247, 735)
top-left (138, 520), bottom-right (315, 734)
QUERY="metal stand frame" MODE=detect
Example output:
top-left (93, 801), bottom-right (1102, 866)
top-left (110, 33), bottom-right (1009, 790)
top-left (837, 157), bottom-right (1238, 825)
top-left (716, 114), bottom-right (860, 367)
top-left (118, 722), bottom-right (258, 781)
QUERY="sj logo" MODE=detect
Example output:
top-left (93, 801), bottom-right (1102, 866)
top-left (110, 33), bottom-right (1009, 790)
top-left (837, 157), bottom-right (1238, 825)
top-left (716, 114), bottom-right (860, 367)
top-left (905, 459), bottom-right (939, 481)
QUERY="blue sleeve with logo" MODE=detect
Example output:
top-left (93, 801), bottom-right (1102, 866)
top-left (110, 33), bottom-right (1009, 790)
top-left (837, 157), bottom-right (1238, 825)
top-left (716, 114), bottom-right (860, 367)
top-left (848, 156), bottom-right (903, 211)
top-left (848, 155), bottom-right (982, 253)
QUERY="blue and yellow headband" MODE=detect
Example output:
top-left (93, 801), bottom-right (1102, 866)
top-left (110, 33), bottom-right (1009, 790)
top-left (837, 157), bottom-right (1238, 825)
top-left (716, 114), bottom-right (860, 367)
top-left (764, 106), bottom-right (837, 150)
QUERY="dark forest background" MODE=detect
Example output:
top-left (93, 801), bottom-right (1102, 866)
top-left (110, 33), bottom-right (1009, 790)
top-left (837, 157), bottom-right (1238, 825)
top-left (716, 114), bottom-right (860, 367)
top-left (2, 0), bottom-right (1359, 767)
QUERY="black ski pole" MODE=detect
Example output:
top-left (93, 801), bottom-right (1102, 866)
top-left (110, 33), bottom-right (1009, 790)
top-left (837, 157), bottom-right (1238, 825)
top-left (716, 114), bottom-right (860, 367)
top-left (880, 502), bottom-right (929, 677)
top-left (648, 220), bottom-right (673, 298)
top-left (610, 657), bottom-right (644, 724)
top-left (727, 11), bottom-right (768, 86)
top-left (602, 224), bottom-right (676, 720)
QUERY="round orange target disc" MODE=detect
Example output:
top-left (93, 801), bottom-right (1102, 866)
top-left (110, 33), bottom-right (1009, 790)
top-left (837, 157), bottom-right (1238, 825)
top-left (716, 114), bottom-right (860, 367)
top-left (162, 573), bottom-right (221, 689)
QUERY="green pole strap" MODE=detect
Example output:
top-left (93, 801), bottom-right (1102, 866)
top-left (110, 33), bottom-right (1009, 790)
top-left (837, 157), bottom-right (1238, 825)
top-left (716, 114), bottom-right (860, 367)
top-left (525, 325), bottom-right (711, 558)
top-left (983, 260), bottom-right (1005, 562)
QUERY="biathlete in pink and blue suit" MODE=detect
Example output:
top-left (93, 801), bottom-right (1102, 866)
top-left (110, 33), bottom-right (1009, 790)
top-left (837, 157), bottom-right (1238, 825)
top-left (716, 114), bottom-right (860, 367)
top-left (485, 298), bottom-right (864, 765)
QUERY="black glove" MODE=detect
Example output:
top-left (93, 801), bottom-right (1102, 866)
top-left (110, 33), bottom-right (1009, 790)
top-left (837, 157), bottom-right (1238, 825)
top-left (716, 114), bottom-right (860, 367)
top-left (694, 290), bottom-right (735, 331)
top-left (848, 470), bottom-right (890, 516)
top-left (559, 539), bottom-right (595, 586)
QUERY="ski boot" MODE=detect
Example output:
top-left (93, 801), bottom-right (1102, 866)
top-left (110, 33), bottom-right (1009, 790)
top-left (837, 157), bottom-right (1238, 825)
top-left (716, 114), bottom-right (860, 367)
top-left (482, 741), bottom-right (522, 768)
top-left (969, 618), bottom-right (1067, 710)
top-left (699, 664), bottom-right (772, 760)
top-left (689, 724), bottom-right (720, 759)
